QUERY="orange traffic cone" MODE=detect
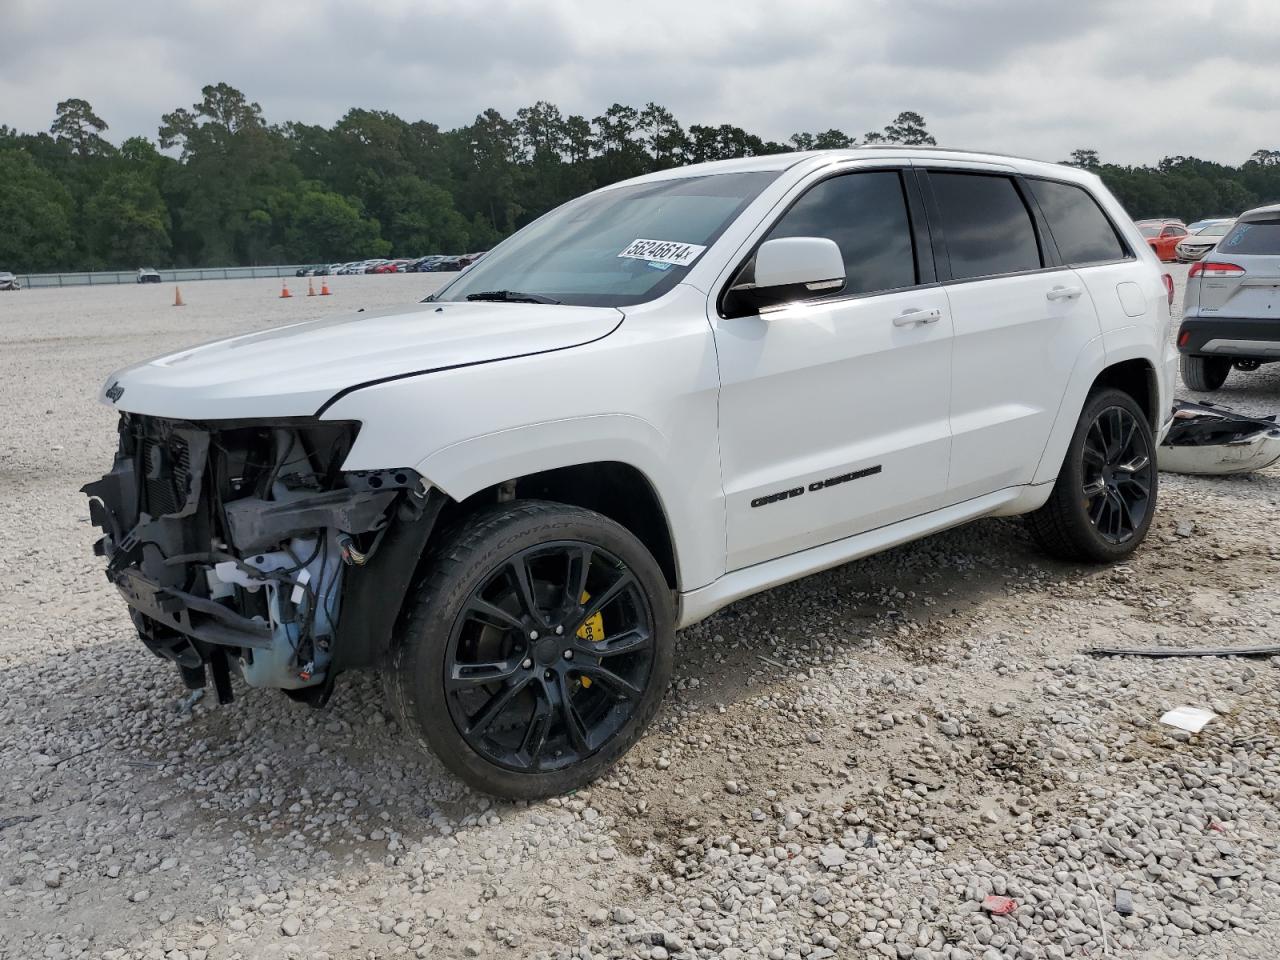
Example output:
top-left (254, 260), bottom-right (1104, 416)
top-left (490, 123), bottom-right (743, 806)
top-left (319, 280), bottom-right (332, 296)
top-left (307, 278), bottom-right (316, 297)
top-left (280, 281), bottom-right (292, 299)
top-left (173, 286), bottom-right (184, 307)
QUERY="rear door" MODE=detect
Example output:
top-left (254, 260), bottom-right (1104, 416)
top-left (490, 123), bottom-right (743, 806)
top-left (918, 166), bottom-right (1103, 502)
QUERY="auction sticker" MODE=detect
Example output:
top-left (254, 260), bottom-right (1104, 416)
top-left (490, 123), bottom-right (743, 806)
top-left (618, 238), bottom-right (707, 268)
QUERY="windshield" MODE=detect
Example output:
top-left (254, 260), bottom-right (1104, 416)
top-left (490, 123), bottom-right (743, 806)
top-left (1194, 222), bottom-right (1232, 237)
top-left (434, 171), bottom-right (779, 307)
top-left (1219, 219), bottom-right (1280, 255)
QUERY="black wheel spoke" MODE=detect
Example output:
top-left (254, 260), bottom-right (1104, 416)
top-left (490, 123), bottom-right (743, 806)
top-left (573, 571), bottom-right (636, 633)
top-left (518, 691), bottom-right (554, 767)
top-left (447, 656), bottom-right (525, 690)
top-left (577, 663), bottom-right (643, 700)
top-left (506, 556), bottom-right (544, 627)
top-left (464, 598), bottom-right (525, 633)
top-left (564, 544), bottom-right (594, 610)
top-left (575, 626), bottom-right (652, 658)
top-left (465, 674), bottom-right (533, 737)
top-left (553, 673), bottom-right (591, 753)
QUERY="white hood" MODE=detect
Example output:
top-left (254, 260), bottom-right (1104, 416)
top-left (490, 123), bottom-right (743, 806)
top-left (101, 300), bottom-right (624, 420)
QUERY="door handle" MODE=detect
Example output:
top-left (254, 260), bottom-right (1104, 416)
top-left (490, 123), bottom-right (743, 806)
top-left (1046, 285), bottom-right (1083, 302)
top-left (893, 307), bottom-right (942, 326)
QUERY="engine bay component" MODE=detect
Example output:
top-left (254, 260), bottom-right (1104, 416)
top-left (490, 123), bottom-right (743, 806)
top-left (83, 413), bottom-right (424, 700)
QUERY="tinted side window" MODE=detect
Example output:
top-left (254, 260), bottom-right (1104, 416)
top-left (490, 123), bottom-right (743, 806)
top-left (1027, 179), bottom-right (1127, 265)
top-left (764, 171), bottom-right (917, 297)
top-left (929, 172), bottom-right (1042, 280)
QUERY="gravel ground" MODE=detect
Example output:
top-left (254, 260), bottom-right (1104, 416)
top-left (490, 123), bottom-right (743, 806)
top-left (1, 267), bottom-right (1277, 960)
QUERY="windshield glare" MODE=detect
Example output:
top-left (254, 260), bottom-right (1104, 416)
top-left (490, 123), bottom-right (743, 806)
top-left (434, 171), bottom-right (779, 308)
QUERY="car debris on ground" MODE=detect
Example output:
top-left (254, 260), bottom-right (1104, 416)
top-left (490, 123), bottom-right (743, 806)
top-left (1159, 399), bottom-right (1280, 475)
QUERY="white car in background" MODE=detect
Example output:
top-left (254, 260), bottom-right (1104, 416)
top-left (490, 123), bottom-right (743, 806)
top-left (85, 148), bottom-right (1175, 798)
top-left (1176, 219), bottom-right (1234, 262)
top-left (0, 270), bottom-right (20, 291)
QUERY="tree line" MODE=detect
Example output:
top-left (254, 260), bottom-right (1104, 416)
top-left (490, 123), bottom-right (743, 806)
top-left (1, 84), bottom-right (1278, 273)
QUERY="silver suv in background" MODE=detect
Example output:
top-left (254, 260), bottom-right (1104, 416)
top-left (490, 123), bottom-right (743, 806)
top-left (1178, 203), bottom-right (1280, 390)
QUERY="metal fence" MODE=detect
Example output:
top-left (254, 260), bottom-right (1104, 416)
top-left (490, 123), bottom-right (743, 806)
top-left (16, 265), bottom-right (311, 288)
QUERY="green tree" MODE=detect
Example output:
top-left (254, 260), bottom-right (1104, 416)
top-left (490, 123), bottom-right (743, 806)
top-left (0, 150), bottom-right (75, 271)
top-left (284, 186), bottom-right (389, 262)
top-left (84, 171), bottom-right (171, 267)
top-left (50, 98), bottom-right (113, 157)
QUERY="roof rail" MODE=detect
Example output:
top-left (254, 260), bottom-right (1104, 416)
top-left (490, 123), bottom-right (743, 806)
top-left (853, 144), bottom-right (1056, 166)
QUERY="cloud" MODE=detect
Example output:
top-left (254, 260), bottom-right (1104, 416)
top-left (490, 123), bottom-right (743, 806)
top-left (1, 0), bottom-right (1277, 166)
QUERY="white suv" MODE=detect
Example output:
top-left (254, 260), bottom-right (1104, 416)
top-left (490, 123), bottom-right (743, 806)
top-left (85, 148), bottom-right (1177, 798)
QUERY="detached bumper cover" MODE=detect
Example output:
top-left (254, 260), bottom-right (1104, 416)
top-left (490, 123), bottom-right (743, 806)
top-left (1177, 316), bottom-right (1280, 359)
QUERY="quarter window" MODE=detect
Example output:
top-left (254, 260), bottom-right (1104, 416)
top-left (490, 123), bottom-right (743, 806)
top-left (929, 172), bottom-right (1042, 280)
top-left (761, 170), bottom-right (917, 298)
top-left (1027, 179), bottom-right (1127, 265)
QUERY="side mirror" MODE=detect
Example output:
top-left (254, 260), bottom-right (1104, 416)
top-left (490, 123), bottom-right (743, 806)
top-left (730, 237), bottom-right (846, 313)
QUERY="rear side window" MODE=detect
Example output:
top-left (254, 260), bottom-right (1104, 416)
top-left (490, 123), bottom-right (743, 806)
top-left (929, 172), bottom-right (1042, 280)
top-left (1220, 219), bottom-right (1280, 255)
top-left (1027, 178), bottom-right (1127, 265)
top-left (762, 170), bottom-right (917, 297)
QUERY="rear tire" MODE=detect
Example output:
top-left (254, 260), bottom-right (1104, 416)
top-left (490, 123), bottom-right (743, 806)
top-left (386, 500), bottom-right (674, 800)
top-left (1180, 355), bottom-right (1231, 391)
top-left (1027, 388), bottom-right (1157, 563)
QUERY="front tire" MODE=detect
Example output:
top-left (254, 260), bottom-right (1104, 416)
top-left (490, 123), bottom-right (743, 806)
top-left (1027, 388), bottom-right (1158, 563)
top-left (387, 500), bottom-right (674, 799)
top-left (1180, 355), bottom-right (1231, 391)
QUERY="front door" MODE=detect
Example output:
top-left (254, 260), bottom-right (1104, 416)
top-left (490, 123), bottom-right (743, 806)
top-left (712, 167), bottom-right (954, 571)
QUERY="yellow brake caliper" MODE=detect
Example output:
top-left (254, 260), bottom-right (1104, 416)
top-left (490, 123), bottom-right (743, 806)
top-left (576, 591), bottom-right (605, 687)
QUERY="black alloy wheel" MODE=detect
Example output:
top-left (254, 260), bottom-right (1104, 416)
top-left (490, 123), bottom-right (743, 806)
top-left (1026, 387), bottom-right (1158, 563)
top-left (1079, 405), bottom-right (1154, 545)
top-left (387, 501), bottom-right (674, 799)
top-left (444, 541), bottom-right (656, 773)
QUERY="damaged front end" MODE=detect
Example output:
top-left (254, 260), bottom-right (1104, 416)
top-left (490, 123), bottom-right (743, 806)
top-left (83, 414), bottom-right (439, 705)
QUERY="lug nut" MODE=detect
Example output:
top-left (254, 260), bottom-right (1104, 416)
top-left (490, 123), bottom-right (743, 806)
top-left (522, 658), bottom-right (533, 669)
top-left (529, 630), bottom-right (539, 640)
top-left (555, 625), bottom-right (564, 635)
top-left (543, 670), bottom-right (553, 680)
top-left (563, 649), bottom-right (574, 660)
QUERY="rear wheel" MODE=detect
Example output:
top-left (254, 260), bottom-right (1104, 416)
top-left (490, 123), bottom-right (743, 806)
top-left (387, 501), bottom-right (673, 799)
top-left (1180, 355), bottom-right (1231, 391)
top-left (1027, 388), bottom-right (1157, 563)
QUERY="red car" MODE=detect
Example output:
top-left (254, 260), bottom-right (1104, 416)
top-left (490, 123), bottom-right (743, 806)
top-left (1135, 220), bottom-right (1188, 262)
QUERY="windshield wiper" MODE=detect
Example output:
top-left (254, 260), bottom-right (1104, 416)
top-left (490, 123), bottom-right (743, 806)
top-left (465, 290), bottom-right (562, 305)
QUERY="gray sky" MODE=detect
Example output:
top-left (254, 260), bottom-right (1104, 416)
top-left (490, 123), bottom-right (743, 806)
top-left (2, 0), bottom-right (1276, 166)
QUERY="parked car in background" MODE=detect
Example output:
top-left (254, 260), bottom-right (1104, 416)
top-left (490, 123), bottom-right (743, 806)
top-left (361, 259), bottom-right (391, 274)
top-left (0, 271), bottom-right (20, 291)
top-left (136, 268), bottom-right (161, 284)
top-left (1175, 220), bottom-right (1234, 262)
top-left (295, 264), bottom-right (331, 277)
top-left (1134, 220), bottom-right (1188, 262)
top-left (1178, 203), bottom-right (1280, 390)
top-left (86, 148), bottom-right (1173, 798)
top-left (1188, 218), bottom-right (1233, 232)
